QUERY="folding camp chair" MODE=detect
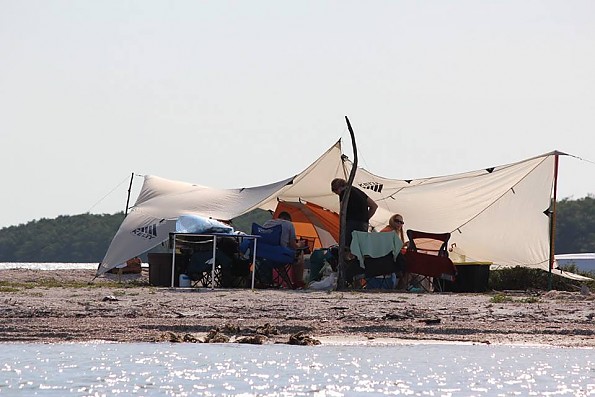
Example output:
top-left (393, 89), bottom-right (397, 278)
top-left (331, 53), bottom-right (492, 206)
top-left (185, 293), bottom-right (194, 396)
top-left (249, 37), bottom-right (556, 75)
top-left (296, 235), bottom-right (316, 254)
top-left (349, 231), bottom-right (403, 290)
top-left (405, 230), bottom-right (457, 292)
top-left (241, 223), bottom-right (297, 289)
top-left (308, 245), bottom-right (340, 282)
top-left (217, 236), bottom-right (252, 288)
top-left (186, 238), bottom-right (222, 288)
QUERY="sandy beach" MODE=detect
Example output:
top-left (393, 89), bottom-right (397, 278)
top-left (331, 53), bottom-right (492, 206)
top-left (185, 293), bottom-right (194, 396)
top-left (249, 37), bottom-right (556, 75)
top-left (0, 268), bottom-right (594, 347)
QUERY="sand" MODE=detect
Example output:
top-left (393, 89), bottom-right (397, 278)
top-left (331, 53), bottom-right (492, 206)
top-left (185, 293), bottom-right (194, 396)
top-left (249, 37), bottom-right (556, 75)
top-left (1, 268), bottom-right (594, 346)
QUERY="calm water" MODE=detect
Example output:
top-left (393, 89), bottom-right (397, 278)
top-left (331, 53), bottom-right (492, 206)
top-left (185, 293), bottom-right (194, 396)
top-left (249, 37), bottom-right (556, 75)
top-left (0, 342), bottom-right (593, 396)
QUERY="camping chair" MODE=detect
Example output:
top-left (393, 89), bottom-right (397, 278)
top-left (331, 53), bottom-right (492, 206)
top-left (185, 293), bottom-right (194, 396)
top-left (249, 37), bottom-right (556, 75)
top-left (349, 231), bottom-right (403, 290)
top-left (217, 236), bottom-right (251, 288)
top-left (404, 230), bottom-right (457, 292)
top-left (241, 223), bottom-right (296, 289)
top-left (296, 235), bottom-right (316, 254)
top-left (186, 238), bottom-right (222, 288)
top-left (308, 245), bottom-right (338, 282)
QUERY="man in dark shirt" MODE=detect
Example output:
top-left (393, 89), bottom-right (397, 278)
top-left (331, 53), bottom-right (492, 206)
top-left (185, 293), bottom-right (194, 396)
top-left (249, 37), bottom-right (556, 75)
top-left (331, 178), bottom-right (378, 246)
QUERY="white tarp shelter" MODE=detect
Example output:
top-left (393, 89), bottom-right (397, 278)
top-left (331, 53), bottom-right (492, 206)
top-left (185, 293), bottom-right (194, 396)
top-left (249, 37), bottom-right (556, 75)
top-left (97, 140), bottom-right (564, 277)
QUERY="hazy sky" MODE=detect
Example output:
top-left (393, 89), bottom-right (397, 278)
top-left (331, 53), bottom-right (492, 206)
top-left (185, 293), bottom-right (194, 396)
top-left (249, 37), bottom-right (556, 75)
top-left (1, 0), bottom-right (594, 228)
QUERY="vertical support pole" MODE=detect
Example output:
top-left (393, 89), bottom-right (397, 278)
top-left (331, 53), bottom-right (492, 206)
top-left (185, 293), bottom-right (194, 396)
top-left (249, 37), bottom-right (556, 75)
top-left (251, 237), bottom-right (258, 290)
top-left (211, 236), bottom-right (218, 290)
top-left (548, 154), bottom-right (560, 290)
top-left (171, 234), bottom-right (176, 288)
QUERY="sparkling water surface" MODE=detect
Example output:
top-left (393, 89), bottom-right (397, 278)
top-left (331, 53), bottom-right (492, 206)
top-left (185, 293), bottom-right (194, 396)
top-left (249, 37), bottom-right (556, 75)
top-left (0, 342), bottom-right (593, 396)
top-left (0, 263), bottom-right (101, 270)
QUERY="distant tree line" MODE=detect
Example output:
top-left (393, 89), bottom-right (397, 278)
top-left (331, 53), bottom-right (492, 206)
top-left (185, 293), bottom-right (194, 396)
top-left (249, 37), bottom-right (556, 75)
top-left (0, 210), bottom-right (271, 263)
top-left (554, 196), bottom-right (595, 254)
top-left (0, 213), bottom-right (126, 262)
top-left (0, 197), bottom-right (592, 262)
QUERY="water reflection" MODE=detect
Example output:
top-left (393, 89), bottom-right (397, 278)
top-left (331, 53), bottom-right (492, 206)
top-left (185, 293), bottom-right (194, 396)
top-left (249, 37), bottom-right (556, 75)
top-left (0, 342), bottom-right (593, 396)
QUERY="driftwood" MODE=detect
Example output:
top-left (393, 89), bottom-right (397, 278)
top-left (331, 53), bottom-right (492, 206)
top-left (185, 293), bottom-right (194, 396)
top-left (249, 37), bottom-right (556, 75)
top-left (337, 116), bottom-right (358, 290)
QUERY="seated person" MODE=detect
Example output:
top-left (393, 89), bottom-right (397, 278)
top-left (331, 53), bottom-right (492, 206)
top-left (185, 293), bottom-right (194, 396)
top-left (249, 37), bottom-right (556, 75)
top-left (380, 214), bottom-right (409, 249)
top-left (264, 211), bottom-right (298, 248)
top-left (264, 211), bottom-right (306, 288)
top-left (381, 213), bottom-right (409, 289)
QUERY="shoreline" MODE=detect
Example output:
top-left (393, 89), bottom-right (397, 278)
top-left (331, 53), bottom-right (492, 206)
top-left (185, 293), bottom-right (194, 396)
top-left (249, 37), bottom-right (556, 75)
top-left (1, 269), bottom-right (594, 347)
top-left (2, 336), bottom-right (591, 349)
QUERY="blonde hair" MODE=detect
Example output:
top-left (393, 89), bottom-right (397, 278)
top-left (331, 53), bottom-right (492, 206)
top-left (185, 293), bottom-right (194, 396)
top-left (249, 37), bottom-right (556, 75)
top-left (388, 214), bottom-right (405, 243)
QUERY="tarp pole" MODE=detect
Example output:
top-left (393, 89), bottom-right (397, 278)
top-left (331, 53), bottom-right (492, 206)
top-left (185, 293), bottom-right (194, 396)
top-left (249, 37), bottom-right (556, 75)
top-left (548, 154), bottom-right (560, 290)
top-left (251, 238), bottom-right (258, 290)
top-left (125, 172), bottom-right (134, 216)
top-left (171, 234), bottom-right (176, 288)
top-left (211, 236), bottom-right (217, 290)
top-left (337, 116), bottom-right (358, 290)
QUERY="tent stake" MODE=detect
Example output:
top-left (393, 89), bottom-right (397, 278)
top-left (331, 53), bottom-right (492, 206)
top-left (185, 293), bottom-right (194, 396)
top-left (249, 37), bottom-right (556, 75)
top-left (337, 116), bottom-right (359, 290)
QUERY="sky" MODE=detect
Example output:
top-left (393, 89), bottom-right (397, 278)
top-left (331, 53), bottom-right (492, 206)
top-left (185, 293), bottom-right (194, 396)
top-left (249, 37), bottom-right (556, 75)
top-left (1, 0), bottom-right (594, 229)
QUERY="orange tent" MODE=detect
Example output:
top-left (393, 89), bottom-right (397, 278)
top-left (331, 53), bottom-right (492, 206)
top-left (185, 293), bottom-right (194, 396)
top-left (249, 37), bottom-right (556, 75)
top-left (272, 201), bottom-right (339, 249)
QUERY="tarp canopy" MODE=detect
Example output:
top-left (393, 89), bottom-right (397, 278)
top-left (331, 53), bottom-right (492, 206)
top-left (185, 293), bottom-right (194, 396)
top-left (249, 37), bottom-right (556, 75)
top-left (98, 140), bottom-right (562, 276)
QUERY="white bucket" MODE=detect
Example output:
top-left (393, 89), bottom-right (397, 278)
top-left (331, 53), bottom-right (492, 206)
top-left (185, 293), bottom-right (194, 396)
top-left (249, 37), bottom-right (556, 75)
top-left (179, 274), bottom-right (191, 288)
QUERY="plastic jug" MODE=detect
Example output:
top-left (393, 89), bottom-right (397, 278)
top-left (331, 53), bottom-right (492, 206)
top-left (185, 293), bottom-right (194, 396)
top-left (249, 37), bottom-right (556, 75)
top-left (179, 273), bottom-right (191, 287)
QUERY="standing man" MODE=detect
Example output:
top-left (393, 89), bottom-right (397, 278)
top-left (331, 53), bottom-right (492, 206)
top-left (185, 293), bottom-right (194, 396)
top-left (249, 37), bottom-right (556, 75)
top-left (331, 178), bottom-right (378, 246)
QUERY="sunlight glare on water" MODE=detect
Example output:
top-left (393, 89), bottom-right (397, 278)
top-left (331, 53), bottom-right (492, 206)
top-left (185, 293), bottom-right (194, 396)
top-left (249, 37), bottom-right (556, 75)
top-left (0, 342), bottom-right (593, 396)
